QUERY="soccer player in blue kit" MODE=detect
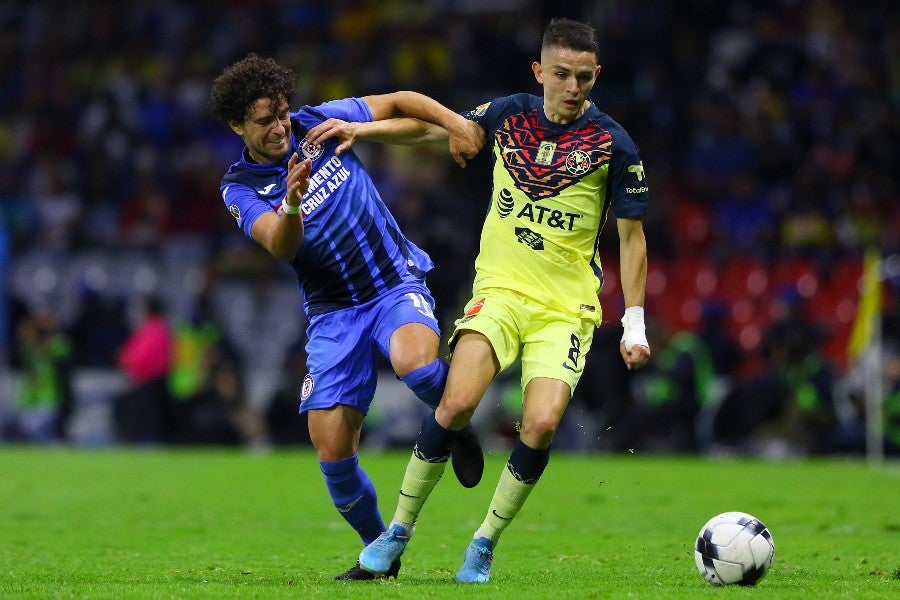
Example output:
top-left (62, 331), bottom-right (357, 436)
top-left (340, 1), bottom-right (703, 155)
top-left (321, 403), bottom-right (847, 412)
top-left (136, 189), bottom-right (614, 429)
top-left (307, 18), bottom-right (652, 582)
top-left (208, 53), bottom-right (485, 580)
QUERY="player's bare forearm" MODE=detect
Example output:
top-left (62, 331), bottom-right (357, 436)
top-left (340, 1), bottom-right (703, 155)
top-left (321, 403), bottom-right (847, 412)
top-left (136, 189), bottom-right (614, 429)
top-left (305, 118), bottom-right (447, 158)
top-left (617, 216), bottom-right (651, 369)
top-left (362, 91), bottom-right (484, 166)
top-left (617, 217), bottom-right (648, 309)
top-left (363, 91), bottom-right (463, 133)
top-left (251, 153), bottom-right (310, 261)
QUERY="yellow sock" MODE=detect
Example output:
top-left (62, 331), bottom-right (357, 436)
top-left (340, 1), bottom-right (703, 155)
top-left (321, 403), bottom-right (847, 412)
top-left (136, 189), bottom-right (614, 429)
top-left (395, 452), bottom-right (447, 526)
top-left (478, 464), bottom-right (536, 543)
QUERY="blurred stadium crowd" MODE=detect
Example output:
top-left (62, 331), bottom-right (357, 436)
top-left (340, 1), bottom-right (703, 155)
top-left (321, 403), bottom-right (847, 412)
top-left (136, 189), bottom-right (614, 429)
top-left (1, 1), bottom-right (898, 456)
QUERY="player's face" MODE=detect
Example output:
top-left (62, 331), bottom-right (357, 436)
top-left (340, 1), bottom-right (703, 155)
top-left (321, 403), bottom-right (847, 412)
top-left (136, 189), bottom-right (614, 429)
top-left (230, 96), bottom-right (291, 164)
top-left (532, 46), bottom-right (601, 124)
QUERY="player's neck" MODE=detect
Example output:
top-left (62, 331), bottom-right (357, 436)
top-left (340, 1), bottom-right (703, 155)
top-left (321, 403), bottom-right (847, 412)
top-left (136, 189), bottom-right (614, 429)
top-left (543, 100), bottom-right (591, 125)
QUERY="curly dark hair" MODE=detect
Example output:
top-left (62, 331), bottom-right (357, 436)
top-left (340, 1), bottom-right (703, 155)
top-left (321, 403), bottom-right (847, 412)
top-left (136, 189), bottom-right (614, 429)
top-left (209, 53), bottom-right (295, 125)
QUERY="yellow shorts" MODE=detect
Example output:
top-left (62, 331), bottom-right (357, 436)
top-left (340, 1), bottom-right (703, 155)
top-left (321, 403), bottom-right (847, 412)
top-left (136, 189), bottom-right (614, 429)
top-left (450, 288), bottom-right (597, 395)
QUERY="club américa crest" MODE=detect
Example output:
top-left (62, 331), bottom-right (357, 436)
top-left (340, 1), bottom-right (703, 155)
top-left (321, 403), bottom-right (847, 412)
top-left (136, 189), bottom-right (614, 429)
top-left (565, 150), bottom-right (591, 175)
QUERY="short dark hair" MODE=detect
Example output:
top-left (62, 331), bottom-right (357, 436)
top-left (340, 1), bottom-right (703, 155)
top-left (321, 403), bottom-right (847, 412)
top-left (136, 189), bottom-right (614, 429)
top-left (209, 53), bottom-right (295, 126)
top-left (541, 18), bottom-right (600, 63)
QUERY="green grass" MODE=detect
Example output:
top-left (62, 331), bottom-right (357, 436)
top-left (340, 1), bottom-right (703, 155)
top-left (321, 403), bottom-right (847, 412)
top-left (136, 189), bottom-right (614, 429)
top-left (0, 447), bottom-right (897, 599)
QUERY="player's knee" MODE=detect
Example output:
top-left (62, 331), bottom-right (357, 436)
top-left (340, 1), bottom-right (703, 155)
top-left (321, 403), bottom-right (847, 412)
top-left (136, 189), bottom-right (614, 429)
top-left (392, 349), bottom-right (439, 379)
top-left (437, 393), bottom-right (477, 428)
top-left (314, 443), bottom-right (356, 463)
top-left (519, 416), bottom-right (560, 447)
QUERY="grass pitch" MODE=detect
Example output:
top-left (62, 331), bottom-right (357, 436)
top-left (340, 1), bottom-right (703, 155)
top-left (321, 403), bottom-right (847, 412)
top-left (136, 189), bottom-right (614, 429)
top-left (0, 446), bottom-right (897, 599)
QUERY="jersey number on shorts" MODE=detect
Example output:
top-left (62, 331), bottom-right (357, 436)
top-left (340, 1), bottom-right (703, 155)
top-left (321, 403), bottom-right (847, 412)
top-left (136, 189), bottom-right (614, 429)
top-left (563, 333), bottom-right (581, 372)
top-left (406, 292), bottom-right (435, 319)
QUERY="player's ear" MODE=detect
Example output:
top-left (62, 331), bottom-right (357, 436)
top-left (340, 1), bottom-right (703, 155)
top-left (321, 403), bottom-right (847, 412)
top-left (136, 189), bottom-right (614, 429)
top-left (228, 121), bottom-right (245, 136)
top-left (532, 61), bottom-right (543, 84)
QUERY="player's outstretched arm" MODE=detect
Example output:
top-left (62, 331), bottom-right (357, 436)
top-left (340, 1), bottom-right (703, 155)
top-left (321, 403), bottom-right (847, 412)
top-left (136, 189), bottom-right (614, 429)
top-left (306, 117), bottom-right (447, 155)
top-left (306, 91), bottom-right (484, 167)
top-left (363, 91), bottom-right (483, 164)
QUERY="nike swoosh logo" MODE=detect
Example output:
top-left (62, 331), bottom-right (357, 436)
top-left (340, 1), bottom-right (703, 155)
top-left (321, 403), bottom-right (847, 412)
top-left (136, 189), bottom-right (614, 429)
top-left (337, 495), bottom-right (364, 513)
top-left (399, 490), bottom-right (419, 499)
top-left (501, 146), bottom-right (521, 155)
top-left (491, 510), bottom-right (512, 521)
top-left (257, 183), bottom-right (276, 194)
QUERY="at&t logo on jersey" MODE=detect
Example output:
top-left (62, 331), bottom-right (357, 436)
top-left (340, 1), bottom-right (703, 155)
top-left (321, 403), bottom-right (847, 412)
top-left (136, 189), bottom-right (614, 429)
top-left (300, 138), bottom-right (324, 160)
top-left (496, 188), bottom-right (515, 217)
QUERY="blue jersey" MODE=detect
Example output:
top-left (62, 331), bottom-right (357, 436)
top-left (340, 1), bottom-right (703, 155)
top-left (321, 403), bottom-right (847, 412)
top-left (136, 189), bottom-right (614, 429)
top-left (220, 98), bottom-right (433, 317)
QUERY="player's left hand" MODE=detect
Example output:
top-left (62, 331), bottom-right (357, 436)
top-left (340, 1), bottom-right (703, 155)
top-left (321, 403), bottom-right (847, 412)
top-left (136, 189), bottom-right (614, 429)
top-left (620, 342), bottom-right (651, 370)
top-left (447, 118), bottom-right (485, 168)
top-left (306, 118), bottom-right (358, 155)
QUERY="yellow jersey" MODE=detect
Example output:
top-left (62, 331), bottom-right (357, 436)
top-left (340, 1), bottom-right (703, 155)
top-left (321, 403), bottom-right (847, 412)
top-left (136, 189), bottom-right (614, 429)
top-left (462, 93), bottom-right (650, 325)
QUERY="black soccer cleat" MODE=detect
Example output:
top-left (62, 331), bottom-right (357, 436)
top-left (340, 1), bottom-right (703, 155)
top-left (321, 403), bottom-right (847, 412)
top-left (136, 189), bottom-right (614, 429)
top-left (451, 423), bottom-right (485, 488)
top-left (334, 559), bottom-right (401, 581)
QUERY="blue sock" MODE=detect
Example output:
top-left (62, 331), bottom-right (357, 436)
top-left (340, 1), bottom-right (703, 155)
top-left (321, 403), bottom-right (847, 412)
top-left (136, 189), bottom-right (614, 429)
top-left (414, 411), bottom-right (455, 462)
top-left (507, 440), bottom-right (551, 484)
top-left (400, 359), bottom-right (448, 410)
top-left (320, 454), bottom-right (384, 545)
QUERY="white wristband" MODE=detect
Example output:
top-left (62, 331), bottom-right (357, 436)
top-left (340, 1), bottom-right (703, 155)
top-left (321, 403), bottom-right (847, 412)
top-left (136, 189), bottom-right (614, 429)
top-left (281, 199), bottom-right (301, 215)
top-left (620, 306), bottom-right (648, 352)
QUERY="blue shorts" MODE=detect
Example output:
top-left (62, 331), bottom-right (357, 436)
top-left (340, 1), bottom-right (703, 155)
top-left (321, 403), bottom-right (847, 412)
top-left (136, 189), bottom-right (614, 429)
top-left (299, 282), bottom-right (440, 414)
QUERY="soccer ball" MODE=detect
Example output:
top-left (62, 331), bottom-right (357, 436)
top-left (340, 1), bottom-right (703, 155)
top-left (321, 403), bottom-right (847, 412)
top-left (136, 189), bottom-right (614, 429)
top-left (694, 511), bottom-right (774, 586)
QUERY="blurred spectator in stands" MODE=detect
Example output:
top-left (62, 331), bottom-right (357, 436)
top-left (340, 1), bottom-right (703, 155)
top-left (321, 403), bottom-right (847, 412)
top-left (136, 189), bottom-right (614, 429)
top-left (68, 287), bottom-right (129, 368)
top-left (835, 180), bottom-right (881, 252)
top-left (0, 222), bottom-right (8, 364)
top-left (168, 292), bottom-right (254, 446)
top-left (684, 98), bottom-right (757, 203)
top-left (831, 341), bottom-right (900, 457)
top-left (615, 320), bottom-right (713, 453)
top-left (113, 295), bottom-right (174, 444)
top-left (119, 171), bottom-right (173, 252)
top-left (832, 288), bottom-right (900, 456)
top-left (709, 171), bottom-right (777, 262)
top-left (697, 300), bottom-right (742, 380)
top-left (0, 167), bottom-right (41, 256)
top-left (761, 286), bottom-right (826, 364)
top-left (694, 300), bottom-right (742, 449)
top-left (885, 347), bottom-right (900, 457)
top-left (29, 155), bottom-right (82, 253)
top-left (715, 287), bottom-right (837, 456)
top-left (265, 337), bottom-right (312, 447)
top-left (1, 309), bottom-right (73, 443)
top-left (576, 324), bottom-right (636, 451)
top-left (778, 176), bottom-right (836, 261)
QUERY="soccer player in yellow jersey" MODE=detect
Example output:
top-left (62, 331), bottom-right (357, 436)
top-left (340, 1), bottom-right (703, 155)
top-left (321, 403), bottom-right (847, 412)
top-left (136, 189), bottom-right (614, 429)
top-left (307, 17), bottom-right (652, 583)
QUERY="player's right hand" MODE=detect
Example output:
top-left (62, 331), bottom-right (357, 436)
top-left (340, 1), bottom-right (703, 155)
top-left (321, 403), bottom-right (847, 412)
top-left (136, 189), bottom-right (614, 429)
top-left (286, 152), bottom-right (312, 205)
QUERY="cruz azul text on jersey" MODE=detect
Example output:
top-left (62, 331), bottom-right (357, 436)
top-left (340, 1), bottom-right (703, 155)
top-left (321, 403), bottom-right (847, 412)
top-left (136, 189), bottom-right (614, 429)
top-left (302, 155), bottom-right (350, 217)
